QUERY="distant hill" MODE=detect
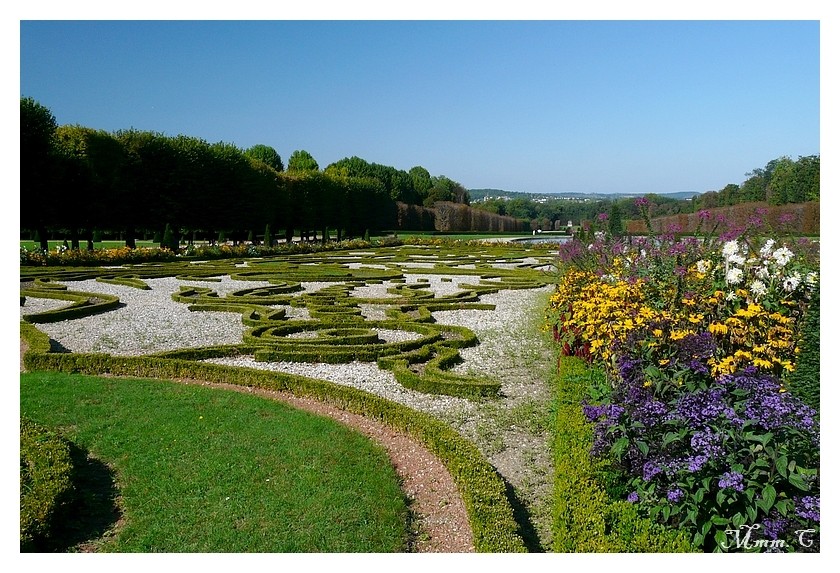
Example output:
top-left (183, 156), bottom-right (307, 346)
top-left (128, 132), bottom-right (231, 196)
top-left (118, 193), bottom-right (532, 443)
top-left (468, 188), bottom-right (701, 202)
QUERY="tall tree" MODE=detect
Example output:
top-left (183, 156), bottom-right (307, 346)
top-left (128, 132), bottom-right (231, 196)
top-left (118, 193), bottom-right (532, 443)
top-left (287, 149), bottom-right (319, 172)
top-left (409, 166), bottom-right (433, 205)
top-left (244, 144), bottom-right (284, 172)
top-left (20, 97), bottom-right (58, 250)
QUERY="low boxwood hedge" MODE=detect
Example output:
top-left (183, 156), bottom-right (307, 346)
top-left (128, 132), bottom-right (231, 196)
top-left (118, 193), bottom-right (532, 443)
top-left (20, 417), bottom-right (75, 551)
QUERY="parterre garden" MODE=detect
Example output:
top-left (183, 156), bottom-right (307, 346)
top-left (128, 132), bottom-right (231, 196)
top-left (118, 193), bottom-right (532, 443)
top-left (20, 218), bottom-right (820, 552)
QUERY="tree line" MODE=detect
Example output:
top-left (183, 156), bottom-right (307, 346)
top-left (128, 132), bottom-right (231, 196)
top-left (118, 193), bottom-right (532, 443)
top-left (20, 97), bottom-right (474, 251)
top-left (470, 155), bottom-right (819, 231)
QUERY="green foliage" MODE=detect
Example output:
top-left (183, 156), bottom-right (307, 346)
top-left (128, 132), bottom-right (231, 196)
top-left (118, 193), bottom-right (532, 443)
top-left (161, 223), bottom-right (177, 251)
top-left (287, 149), bottom-right (319, 172)
top-left (787, 286), bottom-right (819, 412)
top-left (244, 143), bottom-right (284, 172)
top-left (608, 203), bottom-right (623, 237)
top-left (20, 418), bottom-right (75, 551)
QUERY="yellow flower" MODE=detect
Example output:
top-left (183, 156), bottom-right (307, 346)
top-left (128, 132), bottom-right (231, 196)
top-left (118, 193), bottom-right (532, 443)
top-left (709, 322), bottom-right (728, 336)
top-left (652, 328), bottom-right (663, 338)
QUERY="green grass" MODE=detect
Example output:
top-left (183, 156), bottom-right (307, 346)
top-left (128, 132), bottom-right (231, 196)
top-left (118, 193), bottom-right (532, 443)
top-left (20, 371), bottom-right (409, 553)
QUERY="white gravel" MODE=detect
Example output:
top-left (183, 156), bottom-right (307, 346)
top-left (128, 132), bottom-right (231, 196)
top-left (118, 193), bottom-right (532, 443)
top-left (20, 296), bottom-right (73, 317)
top-left (203, 357), bottom-right (475, 417)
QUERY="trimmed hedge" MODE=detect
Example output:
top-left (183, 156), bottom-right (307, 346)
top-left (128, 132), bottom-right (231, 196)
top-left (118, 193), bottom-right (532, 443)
top-left (20, 322), bottom-right (527, 552)
top-left (787, 285), bottom-right (820, 412)
top-left (20, 417), bottom-right (75, 551)
top-left (20, 288), bottom-right (121, 324)
top-left (96, 275), bottom-right (151, 290)
top-left (552, 355), bottom-right (693, 552)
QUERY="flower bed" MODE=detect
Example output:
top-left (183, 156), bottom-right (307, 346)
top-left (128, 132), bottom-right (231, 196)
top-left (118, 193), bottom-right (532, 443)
top-left (545, 203), bottom-right (820, 552)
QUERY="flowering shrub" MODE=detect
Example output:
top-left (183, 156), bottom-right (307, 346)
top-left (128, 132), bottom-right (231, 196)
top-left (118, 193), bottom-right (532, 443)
top-left (547, 204), bottom-right (820, 552)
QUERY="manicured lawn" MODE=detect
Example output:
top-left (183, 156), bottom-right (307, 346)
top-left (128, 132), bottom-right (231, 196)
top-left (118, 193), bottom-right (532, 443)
top-left (20, 371), bottom-right (408, 552)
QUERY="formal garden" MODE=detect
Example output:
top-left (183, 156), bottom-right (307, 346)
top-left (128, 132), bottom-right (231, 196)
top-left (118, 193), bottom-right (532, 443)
top-left (20, 205), bottom-right (820, 553)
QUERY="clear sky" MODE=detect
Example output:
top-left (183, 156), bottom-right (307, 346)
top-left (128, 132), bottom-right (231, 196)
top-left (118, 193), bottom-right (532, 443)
top-left (18, 16), bottom-right (821, 196)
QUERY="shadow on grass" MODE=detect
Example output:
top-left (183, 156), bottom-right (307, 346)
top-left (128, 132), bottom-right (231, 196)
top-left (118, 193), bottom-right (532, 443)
top-left (504, 479), bottom-right (544, 553)
top-left (31, 443), bottom-right (122, 553)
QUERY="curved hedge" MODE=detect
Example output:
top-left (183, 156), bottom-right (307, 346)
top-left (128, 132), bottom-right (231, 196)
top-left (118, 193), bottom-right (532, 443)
top-left (20, 417), bottom-right (75, 551)
top-left (20, 287), bottom-right (121, 324)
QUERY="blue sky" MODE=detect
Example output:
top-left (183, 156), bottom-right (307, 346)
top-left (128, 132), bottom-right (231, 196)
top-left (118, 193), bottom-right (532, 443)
top-left (19, 18), bottom-right (820, 196)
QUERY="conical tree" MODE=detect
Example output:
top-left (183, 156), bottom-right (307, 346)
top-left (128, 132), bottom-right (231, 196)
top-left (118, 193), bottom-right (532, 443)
top-left (264, 223), bottom-right (273, 247)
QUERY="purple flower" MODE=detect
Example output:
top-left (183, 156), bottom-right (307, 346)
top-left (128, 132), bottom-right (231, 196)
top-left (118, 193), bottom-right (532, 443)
top-left (627, 491), bottom-right (639, 503)
top-left (697, 209), bottom-right (711, 221)
top-left (795, 496), bottom-right (820, 523)
top-left (686, 455), bottom-right (708, 473)
top-left (667, 488), bottom-right (684, 503)
top-left (720, 227), bottom-right (743, 242)
top-left (718, 471), bottom-right (745, 492)
top-left (779, 212), bottom-right (796, 224)
top-left (597, 212), bottom-right (609, 222)
top-left (724, 371), bottom-right (819, 435)
top-left (762, 517), bottom-right (789, 540)
top-left (634, 196), bottom-right (650, 208)
top-left (642, 461), bottom-right (662, 481)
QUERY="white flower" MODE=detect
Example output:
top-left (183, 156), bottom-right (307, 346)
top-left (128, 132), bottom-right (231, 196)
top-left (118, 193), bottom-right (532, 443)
top-left (726, 268), bottom-right (744, 285)
top-left (722, 240), bottom-right (740, 258)
top-left (640, 249), bottom-right (647, 258)
top-left (728, 253), bottom-right (746, 266)
top-left (594, 231), bottom-right (606, 241)
top-left (783, 272), bottom-right (802, 292)
top-left (805, 272), bottom-right (818, 286)
top-left (696, 260), bottom-right (710, 274)
top-left (772, 246), bottom-right (794, 267)
top-left (760, 239), bottom-right (776, 257)
top-left (726, 291), bottom-right (738, 301)
top-left (750, 280), bottom-right (768, 297)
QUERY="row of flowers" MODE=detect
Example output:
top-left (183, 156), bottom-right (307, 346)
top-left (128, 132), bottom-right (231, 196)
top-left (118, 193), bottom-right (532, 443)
top-left (19, 238), bottom-right (388, 267)
top-left (546, 204), bottom-right (820, 552)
